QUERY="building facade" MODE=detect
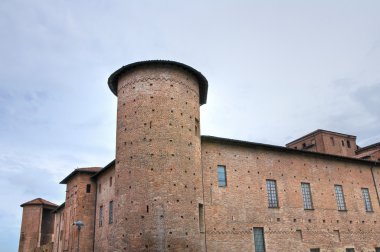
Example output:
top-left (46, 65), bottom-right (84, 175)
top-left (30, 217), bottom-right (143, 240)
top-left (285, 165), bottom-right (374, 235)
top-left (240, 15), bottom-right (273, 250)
top-left (19, 61), bottom-right (380, 252)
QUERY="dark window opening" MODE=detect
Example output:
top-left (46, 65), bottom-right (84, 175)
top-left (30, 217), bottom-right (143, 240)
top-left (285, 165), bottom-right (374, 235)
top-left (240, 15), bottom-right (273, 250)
top-left (302, 143), bottom-right (306, 148)
top-left (109, 201), bottom-right (114, 224)
top-left (99, 206), bottom-right (103, 227)
top-left (253, 227), bottom-right (266, 252)
top-left (86, 184), bottom-right (91, 193)
top-left (347, 140), bottom-right (351, 148)
top-left (195, 118), bottom-right (200, 136)
top-left (330, 137), bottom-right (335, 146)
top-left (341, 140), bottom-right (345, 146)
top-left (217, 165), bottom-right (227, 187)
top-left (266, 180), bottom-right (279, 208)
top-left (199, 203), bottom-right (205, 233)
top-left (110, 177), bottom-right (113, 187)
top-left (310, 249), bottom-right (320, 252)
top-left (346, 249), bottom-right (355, 252)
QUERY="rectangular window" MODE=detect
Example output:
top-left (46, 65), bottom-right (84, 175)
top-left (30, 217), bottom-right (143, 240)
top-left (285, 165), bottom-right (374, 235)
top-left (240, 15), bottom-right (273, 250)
top-left (341, 140), bottom-right (345, 146)
top-left (86, 184), bottom-right (91, 193)
top-left (375, 248), bottom-right (380, 252)
top-left (217, 165), bottom-right (227, 187)
top-left (310, 249), bottom-right (320, 252)
top-left (346, 249), bottom-right (355, 252)
top-left (335, 185), bottom-right (347, 211)
top-left (253, 227), bottom-right (266, 252)
top-left (266, 180), bottom-right (279, 208)
top-left (195, 118), bottom-right (200, 136)
top-left (99, 206), bottom-right (103, 227)
top-left (110, 177), bottom-right (113, 187)
top-left (199, 203), bottom-right (205, 233)
top-left (361, 188), bottom-right (373, 212)
top-left (330, 137), bottom-right (335, 146)
top-left (109, 201), bottom-right (113, 224)
top-left (347, 140), bottom-right (351, 148)
top-left (301, 183), bottom-right (313, 210)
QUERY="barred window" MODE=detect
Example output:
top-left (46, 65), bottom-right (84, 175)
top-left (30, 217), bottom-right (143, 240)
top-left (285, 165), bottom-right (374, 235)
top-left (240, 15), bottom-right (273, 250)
top-left (361, 188), bottom-right (373, 212)
top-left (217, 165), bottom-right (227, 187)
top-left (266, 180), bottom-right (278, 208)
top-left (334, 185), bottom-right (347, 211)
top-left (109, 201), bottom-right (113, 224)
top-left (301, 183), bottom-right (313, 210)
top-left (99, 206), bottom-right (103, 227)
top-left (253, 227), bottom-right (266, 252)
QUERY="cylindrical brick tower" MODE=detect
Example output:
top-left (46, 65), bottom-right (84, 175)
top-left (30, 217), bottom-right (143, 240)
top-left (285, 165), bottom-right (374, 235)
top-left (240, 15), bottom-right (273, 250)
top-left (108, 60), bottom-right (208, 251)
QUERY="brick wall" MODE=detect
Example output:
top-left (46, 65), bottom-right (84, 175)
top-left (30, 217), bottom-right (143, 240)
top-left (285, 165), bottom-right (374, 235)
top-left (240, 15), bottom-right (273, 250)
top-left (201, 140), bottom-right (380, 251)
top-left (52, 207), bottom-right (64, 252)
top-left (94, 164), bottom-right (115, 251)
top-left (110, 63), bottom-right (206, 251)
top-left (19, 205), bottom-right (42, 252)
top-left (62, 174), bottom-right (97, 251)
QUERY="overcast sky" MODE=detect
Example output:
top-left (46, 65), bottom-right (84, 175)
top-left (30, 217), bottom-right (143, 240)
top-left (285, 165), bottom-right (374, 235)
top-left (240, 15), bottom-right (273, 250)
top-left (1, 0), bottom-right (380, 250)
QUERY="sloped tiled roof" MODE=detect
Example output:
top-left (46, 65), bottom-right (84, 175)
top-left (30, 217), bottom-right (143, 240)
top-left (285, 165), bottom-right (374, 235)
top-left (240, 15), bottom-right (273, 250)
top-left (356, 142), bottom-right (380, 154)
top-left (60, 167), bottom-right (101, 184)
top-left (53, 202), bottom-right (65, 213)
top-left (91, 160), bottom-right (115, 180)
top-left (286, 129), bottom-right (356, 146)
top-left (203, 135), bottom-right (379, 166)
top-left (20, 198), bottom-right (58, 208)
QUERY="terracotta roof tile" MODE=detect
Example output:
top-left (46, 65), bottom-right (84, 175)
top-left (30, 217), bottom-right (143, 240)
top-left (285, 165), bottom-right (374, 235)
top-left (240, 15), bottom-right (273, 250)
top-left (60, 167), bottom-right (102, 184)
top-left (20, 198), bottom-right (58, 208)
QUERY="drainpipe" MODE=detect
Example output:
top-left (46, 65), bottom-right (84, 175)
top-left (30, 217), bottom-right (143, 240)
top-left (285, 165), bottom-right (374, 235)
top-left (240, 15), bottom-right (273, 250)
top-left (370, 165), bottom-right (380, 205)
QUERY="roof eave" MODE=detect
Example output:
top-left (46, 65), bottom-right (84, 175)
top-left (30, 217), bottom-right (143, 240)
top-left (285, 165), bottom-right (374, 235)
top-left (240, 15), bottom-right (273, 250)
top-left (202, 135), bottom-right (378, 166)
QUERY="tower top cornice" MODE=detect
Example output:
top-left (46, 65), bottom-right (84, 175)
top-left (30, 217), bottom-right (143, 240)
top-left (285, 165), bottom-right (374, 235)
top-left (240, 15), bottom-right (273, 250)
top-left (108, 60), bottom-right (208, 105)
